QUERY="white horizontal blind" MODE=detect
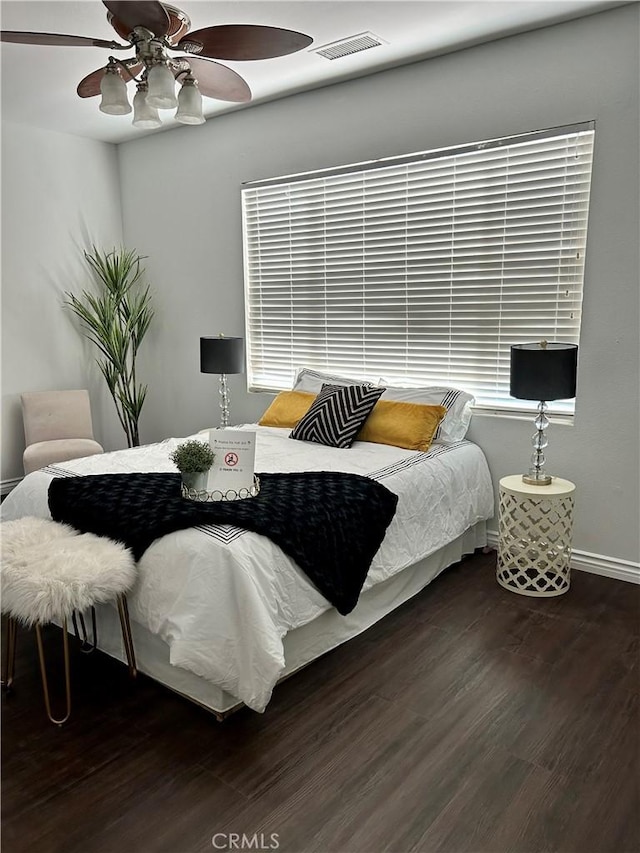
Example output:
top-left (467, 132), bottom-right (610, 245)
top-left (242, 124), bottom-right (594, 413)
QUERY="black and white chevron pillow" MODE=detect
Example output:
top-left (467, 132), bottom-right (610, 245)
top-left (290, 383), bottom-right (384, 449)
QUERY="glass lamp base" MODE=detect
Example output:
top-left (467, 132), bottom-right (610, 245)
top-left (524, 400), bottom-right (552, 486)
top-left (522, 473), bottom-right (552, 486)
top-left (219, 373), bottom-right (230, 429)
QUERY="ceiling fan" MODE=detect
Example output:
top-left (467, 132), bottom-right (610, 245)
top-left (1, 0), bottom-right (313, 127)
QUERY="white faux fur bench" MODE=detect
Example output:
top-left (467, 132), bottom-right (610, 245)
top-left (1, 517), bottom-right (137, 725)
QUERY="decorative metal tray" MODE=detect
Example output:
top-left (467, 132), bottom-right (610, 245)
top-left (181, 475), bottom-right (261, 503)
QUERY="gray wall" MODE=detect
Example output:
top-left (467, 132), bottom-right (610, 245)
top-left (118, 6), bottom-right (639, 563)
top-left (1, 7), bottom-right (638, 565)
top-left (1, 122), bottom-right (125, 478)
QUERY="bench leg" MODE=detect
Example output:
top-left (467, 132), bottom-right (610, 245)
top-left (1, 617), bottom-right (17, 691)
top-left (116, 595), bottom-right (137, 679)
top-left (35, 619), bottom-right (71, 726)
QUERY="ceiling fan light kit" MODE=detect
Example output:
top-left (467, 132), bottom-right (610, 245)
top-left (146, 60), bottom-right (179, 109)
top-left (132, 84), bottom-right (162, 129)
top-left (99, 62), bottom-right (131, 114)
top-left (1, 0), bottom-right (313, 130)
top-left (175, 76), bottom-right (205, 125)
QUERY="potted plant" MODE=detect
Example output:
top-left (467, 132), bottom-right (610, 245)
top-left (170, 439), bottom-right (215, 492)
top-left (65, 246), bottom-right (154, 448)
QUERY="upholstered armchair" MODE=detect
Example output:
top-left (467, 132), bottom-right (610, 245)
top-left (21, 390), bottom-right (104, 475)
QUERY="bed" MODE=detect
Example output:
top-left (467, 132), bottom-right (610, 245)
top-left (1, 420), bottom-right (494, 717)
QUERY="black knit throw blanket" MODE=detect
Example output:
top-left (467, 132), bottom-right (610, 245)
top-left (48, 471), bottom-right (398, 615)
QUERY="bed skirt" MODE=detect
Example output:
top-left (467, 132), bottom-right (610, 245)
top-left (90, 521), bottom-right (487, 717)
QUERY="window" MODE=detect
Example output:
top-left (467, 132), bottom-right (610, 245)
top-left (242, 122), bottom-right (594, 414)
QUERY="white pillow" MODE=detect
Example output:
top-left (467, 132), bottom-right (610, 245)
top-left (378, 384), bottom-right (474, 443)
top-left (292, 367), bottom-right (378, 394)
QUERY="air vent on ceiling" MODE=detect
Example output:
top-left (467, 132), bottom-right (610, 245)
top-left (314, 32), bottom-right (385, 60)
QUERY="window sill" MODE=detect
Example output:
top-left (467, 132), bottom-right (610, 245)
top-left (471, 407), bottom-right (574, 426)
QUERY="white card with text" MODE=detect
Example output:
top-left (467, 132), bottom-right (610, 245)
top-left (205, 430), bottom-right (256, 493)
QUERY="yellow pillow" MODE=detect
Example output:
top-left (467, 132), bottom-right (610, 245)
top-left (356, 400), bottom-right (447, 452)
top-left (258, 390), bottom-right (316, 428)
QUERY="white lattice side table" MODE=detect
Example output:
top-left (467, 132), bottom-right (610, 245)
top-left (497, 475), bottom-right (576, 597)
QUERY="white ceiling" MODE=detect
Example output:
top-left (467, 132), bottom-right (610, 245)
top-left (0, 0), bottom-right (630, 144)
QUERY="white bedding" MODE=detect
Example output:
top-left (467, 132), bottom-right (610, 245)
top-left (1, 426), bottom-right (494, 711)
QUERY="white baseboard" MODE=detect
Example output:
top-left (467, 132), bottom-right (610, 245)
top-left (568, 550), bottom-right (640, 584)
top-left (1, 477), bottom-right (23, 497)
top-left (486, 529), bottom-right (640, 585)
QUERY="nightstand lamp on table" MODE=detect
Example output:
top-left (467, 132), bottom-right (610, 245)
top-left (200, 335), bottom-right (245, 428)
top-left (497, 341), bottom-right (578, 597)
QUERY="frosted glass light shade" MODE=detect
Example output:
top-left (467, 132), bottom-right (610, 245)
top-left (132, 88), bottom-right (162, 129)
top-left (146, 63), bottom-right (177, 109)
top-left (99, 70), bottom-right (131, 115)
top-left (176, 79), bottom-right (205, 125)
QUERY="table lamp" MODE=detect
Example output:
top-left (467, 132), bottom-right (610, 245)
top-left (200, 335), bottom-right (245, 428)
top-left (510, 340), bottom-right (578, 486)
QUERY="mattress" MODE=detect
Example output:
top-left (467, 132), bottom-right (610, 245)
top-left (1, 425), bottom-right (494, 711)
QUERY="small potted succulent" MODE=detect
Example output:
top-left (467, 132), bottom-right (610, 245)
top-left (170, 439), bottom-right (215, 492)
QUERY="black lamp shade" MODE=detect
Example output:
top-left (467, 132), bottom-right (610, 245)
top-left (200, 337), bottom-right (245, 375)
top-left (510, 342), bottom-right (578, 401)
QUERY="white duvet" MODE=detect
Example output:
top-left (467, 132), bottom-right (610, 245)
top-left (1, 426), bottom-right (494, 711)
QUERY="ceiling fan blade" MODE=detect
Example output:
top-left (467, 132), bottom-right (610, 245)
top-left (102, 1), bottom-right (169, 38)
top-left (77, 63), bottom-right (142, 98)
top-left (1, 31), bottom-right (122, 48)
top-left (180, 58), bottom-right (251, 103)
top-left (178, 25), bottom-right (313, 61)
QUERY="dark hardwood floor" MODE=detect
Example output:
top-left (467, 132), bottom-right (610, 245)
top-left (2, 550), bottom-right (638, 853)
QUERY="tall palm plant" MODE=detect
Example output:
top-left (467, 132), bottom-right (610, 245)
top-left (65, 246), bottom-right (154, 447)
